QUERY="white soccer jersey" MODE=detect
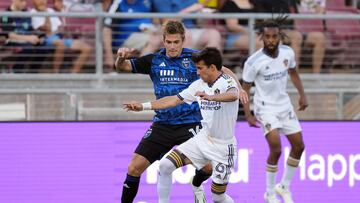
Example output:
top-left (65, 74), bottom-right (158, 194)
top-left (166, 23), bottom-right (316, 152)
top-left (242, 45), bottom-right (296, 113)
top-left (30, 8), bottom-right (62, 33)
top-left (178, 74), bottom-right (239, 140)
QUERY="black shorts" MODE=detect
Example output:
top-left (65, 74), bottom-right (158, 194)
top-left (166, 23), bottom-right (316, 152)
top-left (134, 122), bottom-right (201, 164)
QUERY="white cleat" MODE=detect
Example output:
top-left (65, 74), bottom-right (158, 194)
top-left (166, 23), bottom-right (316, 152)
top-left (264, 192), bottom-right (280, 203)
top-left (275, 183), bottom-right (294, 203)
top-left (190, 177), bottom-right (206, 203)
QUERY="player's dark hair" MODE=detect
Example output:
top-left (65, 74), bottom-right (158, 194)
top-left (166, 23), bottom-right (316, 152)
top-left (163, 20), bottom-right (185, 41)
top-left (256, 14), bottom-right (289, 40)
top-left (192, 47), bottom-right (222, 70)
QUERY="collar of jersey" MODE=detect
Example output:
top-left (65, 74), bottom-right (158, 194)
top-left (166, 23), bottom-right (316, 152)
top-left (208, 72), bottom-right (223, 88)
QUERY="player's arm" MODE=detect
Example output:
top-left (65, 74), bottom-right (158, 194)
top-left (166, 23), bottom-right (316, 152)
top-left (114, 47), bottom-right (136, 72)
top-left (288, 69), bottom-right (308, 111)
top-left (123, 95), bottom-right (184, 112)
top-left (242, 81), bottom-right (259, 127)
top-left (221, 66), bottom-right (248, 104)
top-left (196, 88), bottom-right (238, 102)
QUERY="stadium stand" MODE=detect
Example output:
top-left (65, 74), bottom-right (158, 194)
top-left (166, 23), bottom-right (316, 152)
top-left (0, 9), bottom-right (360, 121)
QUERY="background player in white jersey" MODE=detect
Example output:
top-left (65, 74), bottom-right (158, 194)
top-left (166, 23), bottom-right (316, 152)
top-left (241, 16), bottom-right (308, 203)
top-left (123, 47), bottom-right (248, 203)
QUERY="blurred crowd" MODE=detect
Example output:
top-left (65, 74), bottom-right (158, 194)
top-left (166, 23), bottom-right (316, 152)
top-left (0, 0), bottom-right (359, 74)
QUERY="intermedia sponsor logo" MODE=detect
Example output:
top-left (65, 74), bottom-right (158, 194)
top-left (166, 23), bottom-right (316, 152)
top-left (0, 122), bottom-right (359, 203)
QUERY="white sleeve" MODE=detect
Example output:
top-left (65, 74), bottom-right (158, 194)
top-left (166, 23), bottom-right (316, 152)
top-left (289, 48), bottom-right (296, 69)
top-left (225, 77), bottom-right (239, 92)
top-left (177, 80), bottom-right (200, 105)
top-left (242, 61), bottom-right (257, 83)
top-left (30, 10), bottom-right (43, 30)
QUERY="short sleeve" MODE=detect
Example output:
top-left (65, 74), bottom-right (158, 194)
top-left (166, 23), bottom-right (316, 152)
top-left (30, 10), bottom-right (43, 30)
top-left (130, 54), bottom-right (154, 74)
top-left (242, 61), bottom-right (257, 83)
top-left (225, 77), bottom-right (239, 92)
top-left (178, 79), bottom-right (200, 104)
top-left (289, 48), bottom-right (296, 69)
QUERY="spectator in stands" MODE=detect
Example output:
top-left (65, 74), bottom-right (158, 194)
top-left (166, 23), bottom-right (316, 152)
top-left (56, 0), bottom-right (111, 12)
top-left (102, 0), bottom-right (162, 72)
top-left (219, 0), bottom-right (263, 51)
top-left (30, 0), bottom-right (92, 73)
top-left (199, 0), bottom-right (227, 9)
top-left (0, 0), bottom-right (44, 73)
top-left (153, 0), bottom-right (223, 51)
top-left (297, 0), bottom-right (326, 14)
top-left (296, 0), bottom-right (326, 73)
top-left (254, 0), bottom-right (326, 73)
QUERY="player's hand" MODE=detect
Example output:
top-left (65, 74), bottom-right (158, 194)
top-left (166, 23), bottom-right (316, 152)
top-left (117, 47), bottom-right (136, 59)
top-left (123, 101), bottom-right (143, 112)
top-left (245, 114), bottom-right (260, 128)
top-left (238, 89), bottom-right (249, 105)
top-left (195, 91), bottom-right (213, 101)
top-left (298, 95), bottom-right (308, 111)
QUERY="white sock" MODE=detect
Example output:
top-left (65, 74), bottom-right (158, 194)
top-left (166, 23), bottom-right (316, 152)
top-left (266, 164), bottom-right (278, 195)
top-left (212, 193), bottom-right (234, 203)
top-left (281, 157), bottom-right (300, 188)
top-left (157, 158), bottom-right (176, 203)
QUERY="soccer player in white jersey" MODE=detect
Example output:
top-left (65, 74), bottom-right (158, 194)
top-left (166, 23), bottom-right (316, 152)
top-left (241, 16), bottom-right (308, 203)
top-left (123, 47), bottom-right (248, 203)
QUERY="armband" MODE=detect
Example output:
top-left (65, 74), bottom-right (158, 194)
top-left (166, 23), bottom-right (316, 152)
top-left (141, 102), bottom-right (152, 110)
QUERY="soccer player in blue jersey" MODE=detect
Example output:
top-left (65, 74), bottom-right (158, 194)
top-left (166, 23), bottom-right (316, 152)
top-left (115, 20), bottom-right (243, 203)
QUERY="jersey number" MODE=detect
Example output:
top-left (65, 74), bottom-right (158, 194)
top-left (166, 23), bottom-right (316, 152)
top-left (188, 125), bottom-right (200, 136)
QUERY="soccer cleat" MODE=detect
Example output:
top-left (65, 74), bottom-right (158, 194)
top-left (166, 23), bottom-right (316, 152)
top-left (275, 183), bottom-right (294, 203)
top-left (264, 192), bottom-right (280, 203)
top-left (190, 177), bottom-right (206, 203)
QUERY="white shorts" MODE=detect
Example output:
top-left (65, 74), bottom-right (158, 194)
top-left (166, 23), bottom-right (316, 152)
top-left (177, 130), bottom-right (237, 184)
top-left (255, 108), bottom-right (302, 136)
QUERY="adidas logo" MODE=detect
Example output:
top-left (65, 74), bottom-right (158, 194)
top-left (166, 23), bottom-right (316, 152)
top-left (159, 62), bottom-right (166, 67)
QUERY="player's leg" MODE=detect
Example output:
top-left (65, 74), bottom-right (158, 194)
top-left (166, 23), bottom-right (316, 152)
top-left (121, 124), bottom-right (171, 203)
top-left (264, 129), bottom-right (282, 203)
top-left (121, 153), bottom-right (151, 203)
top-left (210, 162), bottom-right (234, 203)
top-left (256, 113), bottom-right (282, 202)
top-left (157, 149), bottom-right (193, 203)
top-left (190, 163), bottom-right (211, 203)
top-left (275, 110), bottom-right (304, 203)
top-left (281, 131), bottom-right (304, 187)
top-left (275, 132), bottom-right (304, 203)
top-left (175, 123), bottom-right (211, 202)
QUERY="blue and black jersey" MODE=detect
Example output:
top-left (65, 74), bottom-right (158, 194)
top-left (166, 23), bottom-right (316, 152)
top-left (0, 8), bottom-right (34, 38)
top-left (130, 48), bottom-right (202, 125)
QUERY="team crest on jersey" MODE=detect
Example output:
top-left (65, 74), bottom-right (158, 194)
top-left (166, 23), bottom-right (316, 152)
top-left (143, 128), bottom-right (152, 139)
top-left (283, 59), bottom-right (289, 67)
top-left (265, 123), bottom-right (272, 131)
top-left (182, 58), bottom-right (191, 68)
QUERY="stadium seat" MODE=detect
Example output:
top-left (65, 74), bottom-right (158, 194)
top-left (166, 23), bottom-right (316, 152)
top-left (326, 0), bottom-right (347, 9)
top-left (295, 18), bottom-right (324, 33)
top-left (325, 10), bottom-right (360, 69)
